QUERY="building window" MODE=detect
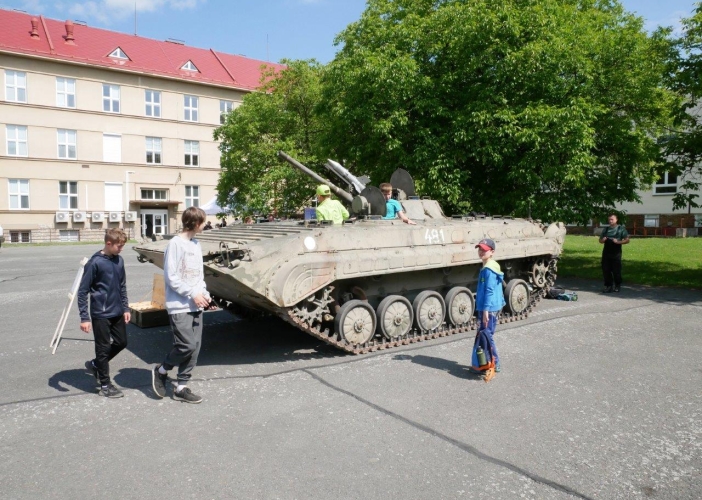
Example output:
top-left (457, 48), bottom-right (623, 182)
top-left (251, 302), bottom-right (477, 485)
top-left (141, 189), bottom-right (167, 200)
top-left (57, 129), bottom-right (77, 159)
top-left (220, 100), bottom-right (234, 124)
top-left (108, 47), bottom-right (129, 60)
top-left (146, 137), bottom-right (162, 164)
top-left (184, 140), bottom-right (199, 166)
top-left (184, 95), bottom-right (198, 122)
top-left (56, 77), bottom-right (76, 108)
top-left (103, 134), bottom-right (121, 162)
top-left (145, 90), bottom-right (161, 117)
top-left (102, 84), bottom-right (120, 113)
top-left (655, 171), bottom-right (677, 194)
top-left (185, 185), bottom-right (199, 208)
top-left (644, 215), bottom-right (659, 227)
top-left (5, 70), bottom-right (27, 102)
top-left (181, 60), bottom-right (199, 72)
top-left (8, 179), bottom-right (30, 210)
top-left (104, 182), bottom-right (123, 211)
top-left (59, 181), bottom-right (78, 209)
top-left (6, 125), bottom-right (28, 157)
top-left (10, 231), bottom-right (31, 243)
top-left (59, 230), bottom-right (80, 242)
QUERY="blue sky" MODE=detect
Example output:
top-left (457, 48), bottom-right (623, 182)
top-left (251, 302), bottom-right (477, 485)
top-left (1, 0), bottom-right (698, 64)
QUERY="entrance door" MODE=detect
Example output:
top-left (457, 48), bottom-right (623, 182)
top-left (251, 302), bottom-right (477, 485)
top-left (141, 210), bottom-right (168, 237)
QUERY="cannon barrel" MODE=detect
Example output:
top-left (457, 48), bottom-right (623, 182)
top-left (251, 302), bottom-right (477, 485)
top-left (325, 159), bottom-right (366, 194)
top-left (277, 151), bottom-right (354, 204)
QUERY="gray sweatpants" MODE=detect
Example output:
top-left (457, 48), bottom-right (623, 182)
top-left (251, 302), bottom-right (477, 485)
top-left (163, 311), bottom-right (203, 384)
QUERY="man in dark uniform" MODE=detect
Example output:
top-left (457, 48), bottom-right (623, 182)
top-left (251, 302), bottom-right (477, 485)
top-left (599, 214), bottom-right (630, 293)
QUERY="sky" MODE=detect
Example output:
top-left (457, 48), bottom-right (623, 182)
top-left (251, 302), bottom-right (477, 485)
top-left (0, 0), bottom-right (699, 64)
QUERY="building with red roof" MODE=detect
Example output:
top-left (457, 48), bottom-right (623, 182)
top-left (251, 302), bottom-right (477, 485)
top-left (0, 8), bottom-right (283, 242)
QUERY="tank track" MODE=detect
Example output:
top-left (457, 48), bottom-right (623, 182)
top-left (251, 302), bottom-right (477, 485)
top-left (282, 259), bottom-right (557, 355)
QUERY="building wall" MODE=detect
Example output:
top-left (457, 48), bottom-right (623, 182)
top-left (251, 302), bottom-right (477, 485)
top-left (0, 53), bottom-right (243, 242)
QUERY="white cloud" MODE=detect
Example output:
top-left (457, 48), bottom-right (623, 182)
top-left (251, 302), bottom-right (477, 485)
top-left (64, 0), bottom-right (205, 24)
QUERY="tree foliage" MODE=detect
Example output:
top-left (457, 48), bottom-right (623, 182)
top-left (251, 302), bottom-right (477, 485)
top-left (661, 3), bottom-right (702, 211)
top-left (320, 0), bottom-right (678, 223)
top-left (214, 60), bottom-right (329, 217)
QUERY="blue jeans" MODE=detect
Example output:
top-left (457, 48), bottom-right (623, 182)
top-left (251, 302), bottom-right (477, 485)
top-left (471, 311), bottom-right (499, 368)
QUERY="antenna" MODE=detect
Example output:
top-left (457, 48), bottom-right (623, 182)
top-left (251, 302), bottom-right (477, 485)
top-left (267, 34), bottom-right (269, 62)
top-left (134, 2), bottom-right (137, 35)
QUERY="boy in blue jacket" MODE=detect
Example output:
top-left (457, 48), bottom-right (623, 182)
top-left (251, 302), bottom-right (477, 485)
top-left (78, 228), bottom-right (130, 398)
top-left (471, 238), bottom-right (505, 382)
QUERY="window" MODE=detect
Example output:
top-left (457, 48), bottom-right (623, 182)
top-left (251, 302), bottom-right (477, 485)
top-left (141, 189), bottom-right (167, 200)
top-left (185, 185), bottom-right (199, 208)
top-left (108, 47), bottom-right (129, 60)
top-left (10, 231), bottom-right (31, 243)
top-left (644, 215), bottom-right (659, 227)
top-left (181, 60), bottom-right (198, 72)
top-left (57, 129), bottom-right (77, 159)
top-left (5, 70), bottom-right (27, 102)
top-left (655, 171), bottom-right (677, 194)
top-left (102, 84), bottom-right (120, 113)
top-left (184, 95), bottom-right (198, 122)
top-left (59, 230), bottom-right (80, 242)
top-left (8, 179), bottom-right (30, 209)
top-left (184, 140), bottom-right (199, 166)
top-left (56, 77), bottom-right (76, 108)
top-left (104, 183), bottom-right (123, 211)
top-left (6, 125), bottom-right (28, 156)
top-left (695, 215), bottom-right (702, 228)
top-left (220, 100), bottom-right (234, 124)
top-left (59, 181), bottom-right (78, 209)
top-left (103, 134), bottom-right (121, 162)
top-left (145, 137), bottom-right (162, 164)
top-left (145, 90), bottom-right (161, 117)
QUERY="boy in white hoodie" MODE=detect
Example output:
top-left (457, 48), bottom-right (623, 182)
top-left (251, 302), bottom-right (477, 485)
top-left (152, 206), bottom-right (211, 403)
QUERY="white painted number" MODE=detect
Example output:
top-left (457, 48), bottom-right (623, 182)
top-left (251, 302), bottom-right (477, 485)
top-left (424, 229), bottom-right (445, 244)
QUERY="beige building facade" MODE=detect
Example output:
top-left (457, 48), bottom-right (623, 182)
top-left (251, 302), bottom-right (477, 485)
top-left (0, 9), bottom-right (276, 243)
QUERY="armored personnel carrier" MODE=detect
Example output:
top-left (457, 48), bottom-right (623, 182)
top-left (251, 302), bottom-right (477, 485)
top-left (133, 152), bottom-right (566, 354)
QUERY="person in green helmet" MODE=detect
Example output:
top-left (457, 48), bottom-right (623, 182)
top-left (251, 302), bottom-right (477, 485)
top-left (315, 184), bottom-right (349, 224)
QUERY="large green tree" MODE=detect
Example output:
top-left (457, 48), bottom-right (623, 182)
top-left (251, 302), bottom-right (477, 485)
top-left (661, 3), bottom-right (702, 211)
top-left (214, 60), bottom-right (328, 217)
top-left (321, 0), bottom-right (678, 222)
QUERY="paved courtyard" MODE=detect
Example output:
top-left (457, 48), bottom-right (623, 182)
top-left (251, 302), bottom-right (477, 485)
top-left (0, 243), bottom-right (700, 499)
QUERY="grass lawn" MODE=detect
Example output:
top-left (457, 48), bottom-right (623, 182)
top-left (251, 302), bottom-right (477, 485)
top-left (558, 235), bottom-right (702, 289)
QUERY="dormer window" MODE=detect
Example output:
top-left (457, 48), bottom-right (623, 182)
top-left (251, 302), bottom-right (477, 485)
top-left (108, 47), bottom-right (129, 60)
top-left (181, 60), bottom-right (198, 72)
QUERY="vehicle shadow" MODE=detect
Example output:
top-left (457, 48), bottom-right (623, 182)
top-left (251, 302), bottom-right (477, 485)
top-left (124, 310), bottom-right (345, 368)
top-left (394, 354), bottom-right (483, 381)
top-left (48, 368), bottom-right (98, 394)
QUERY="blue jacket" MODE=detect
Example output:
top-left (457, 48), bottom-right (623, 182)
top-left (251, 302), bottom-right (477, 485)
top-left (475, 259), bottom-right (506, 312)
top-left (77, 251), bottom-right (129, 322)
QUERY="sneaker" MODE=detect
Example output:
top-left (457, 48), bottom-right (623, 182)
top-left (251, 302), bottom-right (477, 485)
top-left (614, 286), bottom-right (621, 292)
top-left (603, 286), bottom-right (613, 293)
top-left (84, 360), bottom-right (99, 384)
top-left (152, 365), bottom-right (168, 399)
top-left (99, 384), bottom-right (124, 398)
top-left (173, 387), bottom-right (203, 404)
top-left (495, 363), bottom-right (501, 373)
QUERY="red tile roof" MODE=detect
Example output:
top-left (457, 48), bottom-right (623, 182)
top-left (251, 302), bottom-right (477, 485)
top-left (0, 9), bottom-right (284, 91)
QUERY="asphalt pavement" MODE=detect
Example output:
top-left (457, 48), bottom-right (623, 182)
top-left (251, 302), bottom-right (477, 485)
top-left (0, 243), bottom-right (700, 499)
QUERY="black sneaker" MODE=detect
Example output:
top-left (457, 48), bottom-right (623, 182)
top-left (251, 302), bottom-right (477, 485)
top-left (603, 286), bottom-right (613, 293)
top-left (84, 360), bottom-right (99, 384)
top-left (152, 365), bottom-right (168, 399)
top-left (614, 286), bottom-right (621, 292)
top-left (173, 387), bottom-right (202, 404)
top-left (99, 384), bottom-right (124, 398)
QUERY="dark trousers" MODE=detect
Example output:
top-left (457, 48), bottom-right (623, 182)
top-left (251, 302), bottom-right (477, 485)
top-left (163, 312), bottom-right (203, 384)
top-left (601, 254), bottom-right (623, 287)
top-left (92, 316), bottom-right (128, 385)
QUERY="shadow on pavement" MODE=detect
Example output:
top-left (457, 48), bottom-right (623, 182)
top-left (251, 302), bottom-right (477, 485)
top-left (48, 368), bottom-right (97, 394)
top-left (113, 367), bottom-right (161, 400)
top-left (555, 277), bottom-right (702, 305)
top-left (395, 354), bottom-right (483, 381)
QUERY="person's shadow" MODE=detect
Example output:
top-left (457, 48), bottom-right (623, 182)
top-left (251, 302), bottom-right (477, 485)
top-left (48, 367), bottom-right (160, 399)
top-left (393, 354), bottom-right (483, 380)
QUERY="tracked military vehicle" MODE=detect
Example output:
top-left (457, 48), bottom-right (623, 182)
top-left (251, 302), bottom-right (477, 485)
top-left (133, 152), bottom-right (566, 354)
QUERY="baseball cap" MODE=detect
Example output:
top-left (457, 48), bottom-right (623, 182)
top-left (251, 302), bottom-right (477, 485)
top-left (316, 184), bottom-right (331, 196)
top-left (475, 238), bottom-right (496, 251)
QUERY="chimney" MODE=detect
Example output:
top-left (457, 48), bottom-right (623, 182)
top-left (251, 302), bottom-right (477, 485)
top-left (30, 18), bottom-right (40, 39)
top-left (64, 20), bottom-right (75, 44)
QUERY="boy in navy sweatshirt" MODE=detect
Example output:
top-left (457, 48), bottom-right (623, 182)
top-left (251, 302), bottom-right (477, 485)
top-left (78, 228), bottom-right (130, 398)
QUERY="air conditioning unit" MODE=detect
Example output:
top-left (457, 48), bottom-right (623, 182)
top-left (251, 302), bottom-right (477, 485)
top-left (91, 212), bottom-right (105, 223)
top-left (72, 211), bottom-right (87, 223)
top-left (55, 212), bottom-right (70, 223)
top-left (124, 211), bottom-right (138, 222)
top-left (108, 212), bottom-right (122, 222)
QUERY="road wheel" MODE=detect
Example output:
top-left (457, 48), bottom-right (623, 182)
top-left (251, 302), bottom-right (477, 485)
top-left (504, 279), bottom-right (530, 315)
top-left (335, 300), bottom-right (376, 345)
top-left (376, 295), bottom-right (413, 339)
top-left (413, 291), bottom-right (445, 332)
top-left (445, 287), bottom-right (474, 326)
